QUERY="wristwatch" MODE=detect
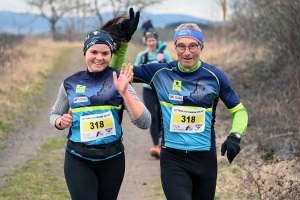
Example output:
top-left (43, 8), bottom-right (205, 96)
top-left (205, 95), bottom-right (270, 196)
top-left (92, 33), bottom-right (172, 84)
top-left (229, 132), bottom-right (241, 142)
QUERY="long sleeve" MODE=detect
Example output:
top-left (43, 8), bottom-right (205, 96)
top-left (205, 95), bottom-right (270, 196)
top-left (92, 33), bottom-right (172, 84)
top-left (50, 83), bottom-right (70, 127)
top-left (229, 106), bottom-right (248, 135)
top-left (123, 84), bottom-right (151, 129)
top-left (110, 42), bottom-right (129, 70)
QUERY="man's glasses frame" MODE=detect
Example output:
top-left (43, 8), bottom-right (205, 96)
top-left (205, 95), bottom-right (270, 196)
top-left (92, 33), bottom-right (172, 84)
top-left (175, 44), bottom-right (200, 53)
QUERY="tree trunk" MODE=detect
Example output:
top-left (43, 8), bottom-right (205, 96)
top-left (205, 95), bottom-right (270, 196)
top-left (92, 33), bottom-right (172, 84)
top-left (221, 0), bottom-right (227, 37)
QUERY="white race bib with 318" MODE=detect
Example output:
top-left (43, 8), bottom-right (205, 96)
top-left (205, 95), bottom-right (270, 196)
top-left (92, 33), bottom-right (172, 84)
top-left (170, 106), bottom-right (205, 133)
top-left (80, 111), bottom-right (116, 142)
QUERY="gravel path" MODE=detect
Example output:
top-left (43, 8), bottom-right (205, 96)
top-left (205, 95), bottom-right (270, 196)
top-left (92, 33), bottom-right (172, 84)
top-left (0, 49), bottom-right (164, 199)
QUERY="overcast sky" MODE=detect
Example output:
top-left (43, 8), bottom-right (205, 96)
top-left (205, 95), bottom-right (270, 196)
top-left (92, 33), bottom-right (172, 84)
top-left (0, 0), bottom-right (224, 21)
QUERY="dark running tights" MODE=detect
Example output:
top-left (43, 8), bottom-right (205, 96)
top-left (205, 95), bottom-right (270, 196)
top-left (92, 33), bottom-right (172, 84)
top-left (160, 148), bottom-right (218, 200)
top-left (143, 87), bottom-right (162, 146)
top-left (64, 151), bottom-right (125, 200)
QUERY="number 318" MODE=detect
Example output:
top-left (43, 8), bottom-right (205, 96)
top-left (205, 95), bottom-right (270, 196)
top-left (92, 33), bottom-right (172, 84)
top-left (181, 115), bottom-right (195, 123)
top-left (90, 121), bottom-right (104, 129)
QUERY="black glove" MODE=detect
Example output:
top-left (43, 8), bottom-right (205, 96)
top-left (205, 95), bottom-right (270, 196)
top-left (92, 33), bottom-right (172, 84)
top-left (221, 136), bottom-right (241, 164)
top-left (119, 7), bottom-right (140, 42)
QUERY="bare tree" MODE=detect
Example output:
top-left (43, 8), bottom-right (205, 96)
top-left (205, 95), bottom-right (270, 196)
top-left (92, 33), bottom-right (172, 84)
top-left (92, 0), bottom-right (163, 26)
top-left (72, 0), bottom-right (95, 36)
top-left (131, 0), bottom-right (163, 13)
top-left (93, 0), bottom-right (108, 26)
top-left (25, 0), bottom-right (88, 39)
top-left (110, 0), bottom-right (162, 16)
top-left (217, 0), bottom-right (227, 37)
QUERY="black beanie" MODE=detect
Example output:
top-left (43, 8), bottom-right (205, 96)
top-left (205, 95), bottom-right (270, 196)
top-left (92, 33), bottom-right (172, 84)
top-left (83, 30), bottom-right (114, 55)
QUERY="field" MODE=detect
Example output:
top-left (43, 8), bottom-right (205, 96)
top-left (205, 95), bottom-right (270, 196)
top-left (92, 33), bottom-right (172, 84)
top-left (0, 36), bottom-right (299, 199)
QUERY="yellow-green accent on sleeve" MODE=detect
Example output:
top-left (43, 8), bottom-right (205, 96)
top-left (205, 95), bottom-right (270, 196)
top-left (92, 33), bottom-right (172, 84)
top-left (228, 103), bottom-right (245, 114)
top-left (228, 104), bottom-right (248, 136)
top-left (110, 42), bottom-right (129, 70)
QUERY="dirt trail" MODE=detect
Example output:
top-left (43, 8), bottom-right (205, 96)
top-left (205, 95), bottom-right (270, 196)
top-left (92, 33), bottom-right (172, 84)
top-left (0, 49), bottom-right (163, 199)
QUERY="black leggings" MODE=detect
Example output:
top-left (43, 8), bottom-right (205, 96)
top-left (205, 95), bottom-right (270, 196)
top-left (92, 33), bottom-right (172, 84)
top-left (143, 87), bottom-right (162, 146)
top-left (160, 148), bottom-right (217, 200)
top-left (64, 151), bottom-right (125, 200)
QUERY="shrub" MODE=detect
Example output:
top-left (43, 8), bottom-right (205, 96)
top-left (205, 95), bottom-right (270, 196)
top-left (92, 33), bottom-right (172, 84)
top-left (229, 0), bottom-right (300, 160)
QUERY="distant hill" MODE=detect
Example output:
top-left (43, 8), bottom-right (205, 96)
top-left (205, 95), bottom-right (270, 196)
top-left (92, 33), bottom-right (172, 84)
top-left (139, 12), bottom-right (209, 27)
top-left (0, 11), bottom-right (216, 35)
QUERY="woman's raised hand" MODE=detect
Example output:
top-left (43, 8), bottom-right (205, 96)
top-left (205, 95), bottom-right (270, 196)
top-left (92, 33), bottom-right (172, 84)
top-left (113, 63), bottom-right (134, 94)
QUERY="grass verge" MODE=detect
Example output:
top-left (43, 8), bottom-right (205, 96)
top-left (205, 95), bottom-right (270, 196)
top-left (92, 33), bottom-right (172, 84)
top-left (0, 136), bottom-right (69, 200)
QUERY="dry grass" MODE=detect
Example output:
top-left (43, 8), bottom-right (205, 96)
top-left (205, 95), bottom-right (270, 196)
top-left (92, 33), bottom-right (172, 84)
top-left (216, 158), bottom-right (300, 200)
top-left (166, 37), bottom-right (266, 72)
top-left (1, 36), bottom-right (298, 199)
top-left (126, 42), bottom-right (145, 64)
top-left (0, 37), bottom-right (81, 138)
top-left (0, 38), bottom-right (79, 92)
top-left (201, 37), bottom-right (264, 64)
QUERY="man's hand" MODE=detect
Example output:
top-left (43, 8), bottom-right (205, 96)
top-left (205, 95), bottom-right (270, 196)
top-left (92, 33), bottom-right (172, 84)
top-left (119, 7), bottom-right (140, 42)
top-left (221, 136), bottom-right (241, 164)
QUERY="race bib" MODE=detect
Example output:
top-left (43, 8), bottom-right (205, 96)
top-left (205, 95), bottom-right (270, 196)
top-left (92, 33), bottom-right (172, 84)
top-left (170, 106), bottom-right (205, 133)
top-left (80, 112), bottom-right (116, 142)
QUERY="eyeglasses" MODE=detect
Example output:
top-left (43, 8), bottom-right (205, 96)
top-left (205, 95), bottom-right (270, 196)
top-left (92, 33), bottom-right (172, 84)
top-left (175, 44), bottom-right (199, 53)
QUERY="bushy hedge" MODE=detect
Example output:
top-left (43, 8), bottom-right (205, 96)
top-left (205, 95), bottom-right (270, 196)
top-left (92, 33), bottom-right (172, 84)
top-left (0, 33), bottom-right (25, 73)
top-left (229, 0), bottom-right (300, 159)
